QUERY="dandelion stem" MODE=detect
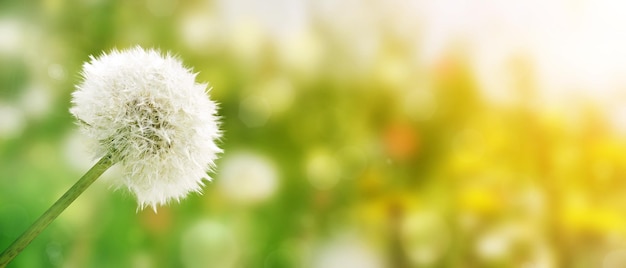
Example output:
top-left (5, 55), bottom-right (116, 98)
top-left (0, 155), bottom-right (114, 267)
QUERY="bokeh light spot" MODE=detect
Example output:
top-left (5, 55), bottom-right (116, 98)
top-left (239, 95), bottom-right (271, 128)
top-left (0, 104), bottom-right (25, 139)
top-left (47, 63), bottom-right (65, 81)
top-left (311, 234), bottom-right (384, 268)
top-left (383, 123), bottom-right (418, 161)
top-left (218, 151), bottom-right (279, 204)
top-left (401, 210), bottom-right (450, 266)
top-left (0, 19), bottom-right (24, 55)
top-left (180, 220), bottom-right (239, 268)
top-left (306, 149), bottom-right (341, 190)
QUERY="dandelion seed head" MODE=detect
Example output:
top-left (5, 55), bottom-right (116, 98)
top-left (70, 46), bottom-right (222, 209)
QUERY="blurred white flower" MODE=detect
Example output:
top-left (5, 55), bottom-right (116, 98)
top-left (18, 84), bottom-right (53, 120)
top-left (0, 103), bottom-right (25, 139)
top-left (180, 220), bottom-right (239, 268)
top-left (178, 9), bottom-right (222, 54)
top-left (0, 18), bottom-right (24, 55)
top-left (70, 46), bottom-right (222, 209)
top-left (311, 234), bottom-right (384, 268)
top-left (401, 210), bottom-right (450, 266)
top-left (218, 151), bottom-right (278, 204)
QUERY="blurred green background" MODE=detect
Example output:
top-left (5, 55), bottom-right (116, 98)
top-left (3, 0), bottom-right (626, 267)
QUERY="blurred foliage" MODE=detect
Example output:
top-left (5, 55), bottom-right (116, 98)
top-left (2, 1), bottom-right (626, 268)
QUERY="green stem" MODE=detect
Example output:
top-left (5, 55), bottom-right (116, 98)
top-left (0, 155), bottom-right (114, 267)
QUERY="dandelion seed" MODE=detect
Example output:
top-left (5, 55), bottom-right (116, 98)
top-left (70, 46), bottom-right (222, 209)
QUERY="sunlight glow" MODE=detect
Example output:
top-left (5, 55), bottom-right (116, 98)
top-left (415, 0), bottom-right (626, 109)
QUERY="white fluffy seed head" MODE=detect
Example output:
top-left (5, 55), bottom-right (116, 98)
top-left (70, 46), bottom-right (222, 210)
